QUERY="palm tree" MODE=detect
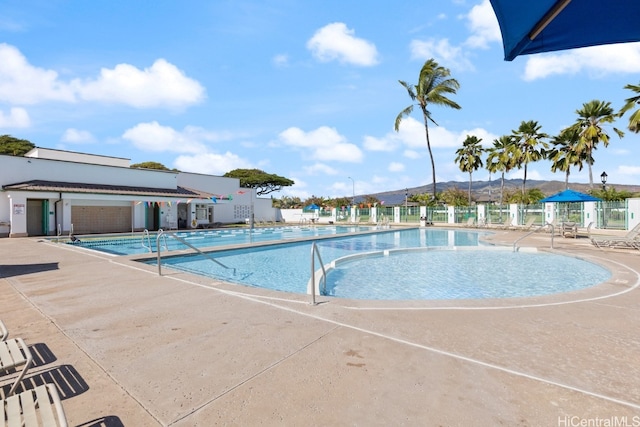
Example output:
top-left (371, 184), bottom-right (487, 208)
top-left (619, 83), bottom-right (640, 133)
top-left (395, 58), bottom-right (461, 199)
top-left (568, 100), bottom-right (624, 189)
top-left (455, 135), bottom-right (484, 206)
top-left (511, 120), bottom-right (548, 197)
top-left (486, 135), bottom-right (515, 206)
top-left (547, 128), bottom-right (589, 189)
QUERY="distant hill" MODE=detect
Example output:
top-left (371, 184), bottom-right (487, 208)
top-left (357, 179), bottom-right (640, 205)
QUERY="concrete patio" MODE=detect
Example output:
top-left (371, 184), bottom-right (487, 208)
top-left (1, 228), bottom-right (639, 426)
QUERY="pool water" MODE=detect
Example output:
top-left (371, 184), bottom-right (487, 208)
top-left (147, 228), bottom-right (611, 300)
top-left (67, 225), bottom-right (374, 255)
top-left (324, 249), bottom-right (611, 300)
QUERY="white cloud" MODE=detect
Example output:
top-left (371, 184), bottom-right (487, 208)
top-left (410, 38), bottom-right (474, 71)
top-left (303, 163), bottom-right (339, 175)
top-left (0, 43), bottom-right (75, 104)
top-left (464, 0), bottom-right (501, 49)
top-left (523, 43), bottom-right (640, 81)
top-left (362, 135), bottom-right (397, 152)
top-left (388, 162), bottom-right (405, 172)
top-left (75, 59), bottom-right (205, 108)
top-left (272, 54), bottom-right (289, 67)
top-left (122, 122), bottom-right (212, 153)
top-left (307, 22), bottom-right (379, 66)
top-left (278, 126), bottom-right (363, 162)
top-left (395, 117), bottom-right (497, 150)
top-left (458, 127), bottom-right (499, 146)
top-left (618, 165), bottom-right (640, 176)
top-left (0, 44), bottom-right (204, 108)
top-left (61, 128), bottom-right (96, 144)
top-left (174, 152), bottom-right (252, 175)
top-left (404, 149), bottom-right (422, 159)
top-left (0, 107), bottom-right (30, 128)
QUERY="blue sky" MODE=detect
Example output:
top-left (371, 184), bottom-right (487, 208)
top-left (1, 1), bottom-right (639, 200)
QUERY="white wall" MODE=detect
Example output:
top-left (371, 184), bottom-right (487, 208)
top-left (628, 198), bottom-right (640, 229)
top-left (1, 154), bottom-right (177, 189)
top-left (26, 148), bottom-right (130, 167)
top-left (177, 172), bottom-right (239, 195)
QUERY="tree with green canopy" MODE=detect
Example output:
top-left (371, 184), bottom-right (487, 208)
top-left (303, 196), bottom-right (328, 208)
top-left (547, 128), bottom-right (589, 190)
top-left (619, 82), bottom-right (640, 133)
top-left (567, 99), bottom-right (623, 189)
top-left (504, 188), bottom-right (545, 204)
top-left (455, 135), bottom-right (484, 207)
top-left (486, 135), bottom-right (515, 206)
top-left (0, 135), bottom-right (35, 156)
top-left (439, 187), bottom-right (468, 206)
top-left (271, 195), bottom-right (302, 209)
top-left (130, 161), bottom-right (175, 170)
top-left (511, 120), bottom-right (548, 198)
top-left (395, 58), bottom-right (461, 199)
top-left (362, 195), bottom-right (381, 206)
top-left (327, 197), bottom-right (353, 209)
top-left (224, 169), bottom-right (294, 196)
top-left (408, 192), bottom-right (439, 206)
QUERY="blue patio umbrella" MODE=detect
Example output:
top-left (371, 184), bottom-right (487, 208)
top-left (303, 203), bottom-right (320, 211)
top-left (540, 189), bottom-right (601, 203)
top-left (489, 0), bottom-right (640, 61)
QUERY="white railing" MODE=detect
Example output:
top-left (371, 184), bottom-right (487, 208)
top-left (309, 242), bottom-right (327, 305)
top-left (513, 223), bottom-right (554, 252)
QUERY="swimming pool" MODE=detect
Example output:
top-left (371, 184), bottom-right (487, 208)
top-left (144, 228), bottom-right (611, 300)
top-left (67, 225), bottom-right (374, 255)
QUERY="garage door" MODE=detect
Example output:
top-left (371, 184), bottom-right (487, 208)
top-left (71, 206), bottom-right (132, 234)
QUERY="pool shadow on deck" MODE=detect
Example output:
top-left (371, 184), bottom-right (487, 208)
top-left (0, 262), bottom-right (59, 278)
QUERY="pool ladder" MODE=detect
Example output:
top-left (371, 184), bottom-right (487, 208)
top-left (155, 229), bottom-right (236, 276)
top-left (309, 242), bottom-right (327, 305)
top-left (141, 229), bottom-right (169, 253)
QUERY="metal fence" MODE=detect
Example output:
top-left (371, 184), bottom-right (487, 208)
top-left (598, 201), bottom-right (627, 230)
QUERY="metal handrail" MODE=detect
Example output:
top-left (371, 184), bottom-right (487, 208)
top-left (513, 222), bottom-right (554, 252)
top-left (310, 242), bottom-right (327, 305)
top-left (156, 230), bottom-right (236, 276)
top-left (141, 229), bottom-right (152, 252)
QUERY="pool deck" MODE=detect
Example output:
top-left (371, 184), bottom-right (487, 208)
top-left (1, 227), bottom-right (639, 426)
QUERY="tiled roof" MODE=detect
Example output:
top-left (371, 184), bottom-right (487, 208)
top-left (2, 180), bottom-right (213, 199)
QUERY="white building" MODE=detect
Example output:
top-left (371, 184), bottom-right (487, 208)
top-left (0, 148), bottom-right (276, 237)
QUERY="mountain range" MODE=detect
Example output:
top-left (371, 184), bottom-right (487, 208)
top-left (359, 179), bottom-right (640, 206)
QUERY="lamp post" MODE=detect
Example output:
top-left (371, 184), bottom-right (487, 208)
top-left (600, 171), bottom-right (608, 228)
top-left (405, 188), bottom-right (408, 222)
top-left (348, 177), bottom-right (355, 205)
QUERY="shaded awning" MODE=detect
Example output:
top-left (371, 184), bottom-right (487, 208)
top-left (489, 0), bottom-right (640, 60)
top-left (540, 189), bottom-right (601, 203)
top-left (2, 180), bottom-right (211, 199)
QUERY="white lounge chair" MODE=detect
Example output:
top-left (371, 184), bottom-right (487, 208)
top-left (517, 217), bottom-right (536, 231)
top-left (491, 217), bottom-right (513, 229)
top-left (0, 320), bottom-right (7, 341)
top-left (2, 384), bottom-right (68, 427)
top-left (589, 222), bottom-right (640, 250)
top-left (0, 337), bottom-right (33, 396)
